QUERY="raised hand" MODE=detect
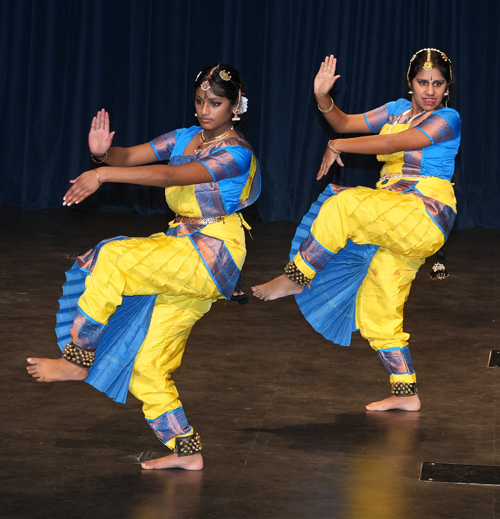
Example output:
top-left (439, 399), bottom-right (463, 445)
top-left (316, 144), bottom-right (344, 180)
top-left (88, 109), bottom-right (115, 156)
top-left (314, 55), bottom-right (341, 98)
top-left (63, 169), bottom-right (101, 206)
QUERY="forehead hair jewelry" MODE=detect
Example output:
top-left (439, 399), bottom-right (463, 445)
top-left (407, 48), bottom-right (453, 84)
top-left (198, 65), bottom-right (220, 92)
top-left (423, 49), bottom-right (433, 71)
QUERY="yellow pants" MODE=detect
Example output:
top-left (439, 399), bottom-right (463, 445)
top-left (73, 234), bottom-right (224, 448)
top-left (293, 186), bottom-right (447, 390)
top-left (129, 293), bottom-right (213, 449)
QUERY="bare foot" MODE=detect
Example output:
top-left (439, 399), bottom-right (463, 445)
top-left (252, 274), bottom-right (305, 301)
top-left (366, 394), bottom-right (421, 412)
top-left (141, 452), bottom-right (204, 471)
top-left (26, 357), bottom-right (88, 382)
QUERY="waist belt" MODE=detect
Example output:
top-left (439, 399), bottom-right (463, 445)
top-left (173, 215), bottom-right (227, 225)
top-left (381, 174), bottom-right (433, 180)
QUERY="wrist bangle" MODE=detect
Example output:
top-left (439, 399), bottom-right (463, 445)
top-left (91, 152), bottom-right (108, 163)
top-left (328, 141), bottom-right (341, 155)
top-left (94, 168), bottom-right (102, 186)
top-left (317, 97), bottom-right (334, 113)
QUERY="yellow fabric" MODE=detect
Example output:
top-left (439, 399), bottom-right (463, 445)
top-left (239, 155), bottom-right (258, 203)
top-left (128, 292), bottom-right (213, 449)
top-left (78, 216), bottom-right (247, 325)
top-left (165, 184), bottom-right (203, 218)
top-left (295, 187), bottom-right (445, 356)
top-left (77, 221), bottom-right (247, 446)
top-left (376, 120), bottom-right (412, 169)
top-left (294, 254), bottom-right (317, 280)
top-left (78, 234), bottom-right (223, 326)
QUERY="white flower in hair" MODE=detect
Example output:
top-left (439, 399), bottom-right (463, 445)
top-left (238, 96), bottom-right (248, 115)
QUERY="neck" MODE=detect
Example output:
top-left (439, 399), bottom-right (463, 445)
top-left (202, 123), bottom-right (233, 140)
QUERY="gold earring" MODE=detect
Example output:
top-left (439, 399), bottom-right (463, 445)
top-left (408, 89), bottom-right (413, 95)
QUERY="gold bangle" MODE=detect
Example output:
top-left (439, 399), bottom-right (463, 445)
top-left (94, 168), bottom-right (102, 186)
top-left (317, 97), bottom-right (334, 113)
top-left (328, 141), bottom-right (341, 154)
top-left (91, 152), bottom-right (108, 163)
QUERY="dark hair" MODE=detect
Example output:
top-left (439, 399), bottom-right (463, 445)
top-left (193, 63), bottom-right (247, 136)
top-left (407, 49), bottom-right (454, 100)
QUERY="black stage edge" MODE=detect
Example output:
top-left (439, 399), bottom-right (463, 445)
top-left (421, 462), bottom-right (500, 486)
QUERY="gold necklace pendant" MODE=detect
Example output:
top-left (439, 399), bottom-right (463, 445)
top-left (194, 127), bottom-right (233, 154)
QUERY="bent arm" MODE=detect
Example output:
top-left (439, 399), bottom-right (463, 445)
top-left (101, 143), bottom-right (159, 167)
top-left (99, 161), bottom-right (212, 187)
top-left (63, 161), bottom-right (213, 206)
top-left (316, 95), bottom-right (371, 134)
top-left (330, 127), bottom-right (432, 155)
top-left (316, 128), bottom-right (432, 180)
top-left (313, 55), bottom-right (369, 134)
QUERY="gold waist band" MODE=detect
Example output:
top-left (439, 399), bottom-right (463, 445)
top-left (173, 214), bottom-right (228, 225)
top-left (381, 174), bottom-right (434, 180)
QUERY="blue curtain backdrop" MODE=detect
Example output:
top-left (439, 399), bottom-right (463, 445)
top-left (0, 0), bottom-right (498, 228)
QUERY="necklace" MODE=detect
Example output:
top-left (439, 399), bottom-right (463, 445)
top-left (194, 126), bottom-right (233, 153)
top-left (387, 109), bottom-right (425, 134)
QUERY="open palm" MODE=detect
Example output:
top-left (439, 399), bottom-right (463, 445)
top-left (314, 55), bottom-right (341, 97)
top-left (88, 108), bottom-right (115, 156)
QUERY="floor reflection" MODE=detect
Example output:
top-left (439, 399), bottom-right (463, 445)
top-left (132, 469), bottom-right (204, 519)
top-left (343, 412), bottom-right (421, 519)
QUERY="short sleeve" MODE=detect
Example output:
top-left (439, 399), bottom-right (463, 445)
top-left (150, 131), bottom-right (177, 161)
top-left (198, 146), bottom-right (252, 183)
top-left (364, 102), bottom-right (392, 133)
top-left (415, 109), bottom-right (460, 145)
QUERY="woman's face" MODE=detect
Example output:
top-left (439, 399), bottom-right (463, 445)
top-left (410, 67), bottom-right (447, 113)
top-left (194, 87), bottom-right (235, 135)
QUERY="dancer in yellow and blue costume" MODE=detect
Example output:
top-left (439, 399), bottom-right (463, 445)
top-left (27, 64), bottom-right (260, 470)
top-left (253, 49), bottom-right (460, 412)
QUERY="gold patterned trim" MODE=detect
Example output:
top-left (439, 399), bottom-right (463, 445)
top-left (381, 174), bottom-right (433, 180)
top-left (173, 214), bottom-right (227, 225)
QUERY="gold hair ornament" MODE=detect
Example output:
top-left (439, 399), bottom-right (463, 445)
top-left (423, 49), bottom-right (433, 71)
top-left (407, 48), bottom-right (453, 84)
top-left (219, 70), bottom-right (231, 81)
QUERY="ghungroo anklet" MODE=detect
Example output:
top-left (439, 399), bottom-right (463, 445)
top-left (284, 261), bottom-right (312, 287)
top-left (429, 262), bottom-right (449, 280)
top-left (175, 432), bottom-right (203, 457)
top-left (62, 341), bottom-right (95, 368)
top-left (391, 382), bottom-right (417, 396)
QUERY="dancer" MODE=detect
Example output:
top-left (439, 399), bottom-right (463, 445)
top-left (27, 64), bottom-right (260, 470)
top-left (253, 50), bottom-right (460, 412)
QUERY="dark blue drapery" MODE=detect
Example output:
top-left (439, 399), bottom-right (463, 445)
top-left (1, 0), bottom-right (498, 229)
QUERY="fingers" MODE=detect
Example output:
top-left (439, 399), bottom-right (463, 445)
top-left (90, 109), bottom-right (109, 131)
top-left (62, 171), bottom-right (100, 206)
top-left (316, 145), bottom-right (344, 180)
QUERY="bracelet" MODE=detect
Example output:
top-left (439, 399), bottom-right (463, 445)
top-left (94, 168), bottom-right (102, 186)
top-left (328, 141), bottom-right (341, 155)
top-left (317, 97), bottom-right (334, 113)
top-left (91, 152), bottom-right (108, 163)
